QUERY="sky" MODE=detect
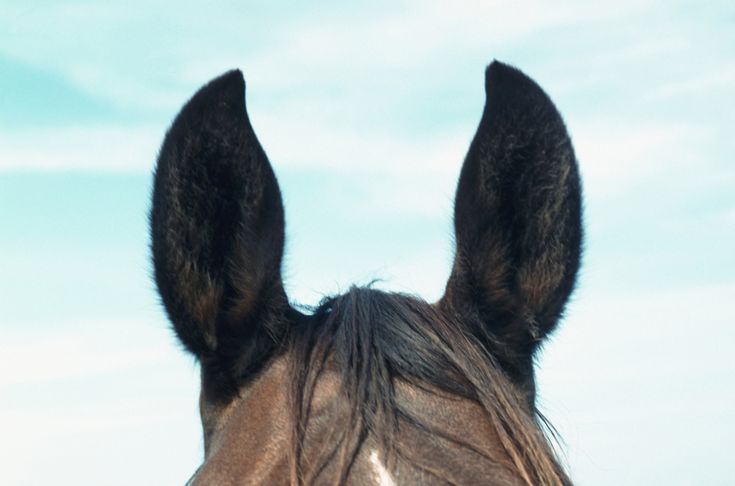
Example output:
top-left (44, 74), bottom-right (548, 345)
top-left (1, 1), bottom-right (734, 484)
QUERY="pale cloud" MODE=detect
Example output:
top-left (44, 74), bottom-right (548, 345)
top-left (2, 3), bottom-right (734, 484)
top-left (646, 65), bottom-right (735, 100)
top-left (0, 124), bottom-right (162, 171)
top-left (0, 0), bottom-right (653, 111)
top-left (716, 206), bottom-right (735, 227)
top-left (0, 316), bottom-right (201, 486)
top-left (2, 0), bottom-right (727, 205)
top-left (0, 117), bottom-right (471, 176)
top-left (573, 121), bottom-right (707, 201)
top-left (0, 317), bottom-right (178, 386)
top-left (255, 106), bottom-right (473, 174)
top-left (537, 282), bottom-right (735, 484)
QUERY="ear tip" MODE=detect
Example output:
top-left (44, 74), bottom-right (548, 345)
top-left (207, 68), bottom-right (246, 102)
top-left (485, 60), bottom-right (518, 83)
top-left (180, 68), bottom-right (246, 117)
top-left (486, 59), bottom-right (512, 76)
top-left (217, 68), bottom-right (245, 89)
top-left (484, 60), bottom-right (540, 96)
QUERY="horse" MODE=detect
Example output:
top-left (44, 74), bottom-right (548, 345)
top-left (150, 60), bottom-right (582, 485)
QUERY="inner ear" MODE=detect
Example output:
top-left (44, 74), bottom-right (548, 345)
top-left (150, 70), bottom-right (292, 396)
top-left (441, 61), bottom-right (583, 394)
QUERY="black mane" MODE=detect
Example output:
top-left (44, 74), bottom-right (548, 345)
top-left (288, 286), bottom-right (570, 485)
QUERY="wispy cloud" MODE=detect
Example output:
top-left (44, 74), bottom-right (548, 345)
top-left (0, 124), bottom-right (162, 171)
top-left (646, 64), bottom-right (735, 100)
top-left (1, 0), bottom-right (639, 109)
top-left (537, 282), bottom-right (735, 484)
top-left (0, 317), bottom-right (178, 386)
top-left (0, 319), bottom-right (201, 486)
top-left (573, 121), bottom-right (710, 201)
top-left (2, 0), bottom-right (731, 197)
top-left (3, 2), bottom-right (735, 485)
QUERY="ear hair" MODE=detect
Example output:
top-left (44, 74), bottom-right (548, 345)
top-left (441, 61), bottom-right (583, 392)
top-left (150, 70), bottom-right (290, 389)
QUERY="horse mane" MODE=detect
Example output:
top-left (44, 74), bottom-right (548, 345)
top-left (287, 286), bottom-right (570, 485)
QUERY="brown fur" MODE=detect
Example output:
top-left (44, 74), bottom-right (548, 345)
top-left (191, 353), bottom-right (551, 485)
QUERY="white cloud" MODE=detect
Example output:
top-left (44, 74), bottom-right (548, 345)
top-left (572, 120), bottom-right (710, 201)
top-left (715, 206), bottom-right (735, 227)
top-left (255, 106), bottom-right (473, 174)
top-left (0, 118), bottom-right (470, 177)
top-left (537, 281), bottom-right (735, 484)
top-left (0, 0), bottom-right (653, 112)
top-left (0, 124), bottom-right (162, 172)
top-left (646, 65), bottom-right (735, 100)
top-left (3, 0), bottom-right (726, 205)
top-left (0, 317), bottom-right (179, 386)
top-left (3, 3), bottom-right (734, 485)
top-left (0, 315), bottom-right (201, 485)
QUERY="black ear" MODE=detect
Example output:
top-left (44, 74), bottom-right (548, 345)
top-left (441, 62), bottom-right (582, 386)
top-left (150, 70), bottom-right (289, 386)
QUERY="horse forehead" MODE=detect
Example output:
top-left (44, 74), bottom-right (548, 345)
top-left (194, 356), bottom-right (346, 482)
top-left (195, 356), bottom-right (518, 484)
top-left (193, 358), bottom-right (292, 483)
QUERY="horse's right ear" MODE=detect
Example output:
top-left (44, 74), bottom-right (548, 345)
top-left (441, 62), bottom-right (583, 392)
top-left (150, 71), bottom-right (289, 386)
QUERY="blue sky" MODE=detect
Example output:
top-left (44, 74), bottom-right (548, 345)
top-left (1, 1), bottom-right (734, 484)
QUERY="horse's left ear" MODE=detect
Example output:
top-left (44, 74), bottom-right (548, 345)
top-left (441, 62), bottom-right (583, 387)
top-left (150, 70), bottom-right (290, 392)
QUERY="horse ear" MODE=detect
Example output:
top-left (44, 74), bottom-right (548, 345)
top-left (441, 62), bottom-right (582, 373)
top-left (151, 70), bottom-right (289, 379)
